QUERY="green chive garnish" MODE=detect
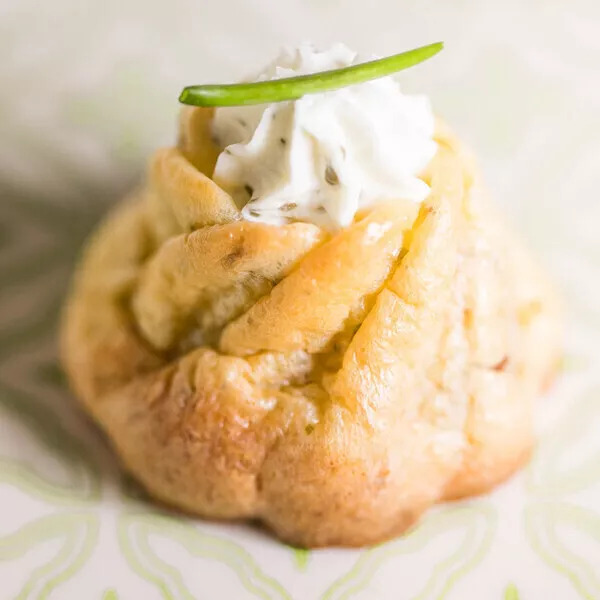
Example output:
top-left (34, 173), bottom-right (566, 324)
top-left (179, 41), bottom-right (443, 107)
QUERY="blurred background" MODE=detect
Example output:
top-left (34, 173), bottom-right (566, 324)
top-left (2, 0), bottom-right (600, 317)
top-left (1, 1), bottom-right (599, 599)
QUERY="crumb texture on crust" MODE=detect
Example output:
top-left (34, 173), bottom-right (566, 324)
top-left (61, 108), bottom-right (562, 548)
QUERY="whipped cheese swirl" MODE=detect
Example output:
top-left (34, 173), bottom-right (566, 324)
top-left (212, 43), bottom-right (437, 229)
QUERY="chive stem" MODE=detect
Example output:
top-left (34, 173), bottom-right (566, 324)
top-left (179, 41), bottom-right (443, 107)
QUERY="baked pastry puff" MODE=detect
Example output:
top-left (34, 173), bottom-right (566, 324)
top-left (61, 106), bottom-right (562, 547)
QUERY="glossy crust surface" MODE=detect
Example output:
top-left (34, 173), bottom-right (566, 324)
top-left (61, 108), bottom-right (562, 547)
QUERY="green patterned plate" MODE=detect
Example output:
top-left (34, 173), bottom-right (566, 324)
top-left (1, 0), bottom-right (599, 597)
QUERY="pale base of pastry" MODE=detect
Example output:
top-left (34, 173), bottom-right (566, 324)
top-left (61, 112), bottom-right (562, 547)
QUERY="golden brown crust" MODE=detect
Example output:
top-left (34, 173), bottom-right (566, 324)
top-left (60, 108), bottom-right (562, 547)
top-left (177, 106), bottom-right (221, 176)
top-left (133, 220), bottom-right (325, 351)
top-left (150, 146), bottom-right (240, 231)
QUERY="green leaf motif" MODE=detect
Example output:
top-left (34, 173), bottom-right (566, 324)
top-left (528, 386), bottom-right (600, 497)
top-left (504, 583), bottom-right (520, 600)
top-left (321, 503), bottom-right (496, 600)
top-left (0, 512), bottom-right (99, 600)
top-left (292, 547), bottom-right (311, 571)
top-left (525, 502), bottom-right (600, 599)
top-left (118, 512), bottom-right (292, 600)
top-left (0, 382), bottom-right (101, 504)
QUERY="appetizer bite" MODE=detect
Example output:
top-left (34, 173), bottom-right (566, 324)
top-left (61, 42), bottom-right (562, 547)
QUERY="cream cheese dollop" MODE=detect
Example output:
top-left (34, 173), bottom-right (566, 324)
top-left (212, 43), bottom-right (437, 229)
